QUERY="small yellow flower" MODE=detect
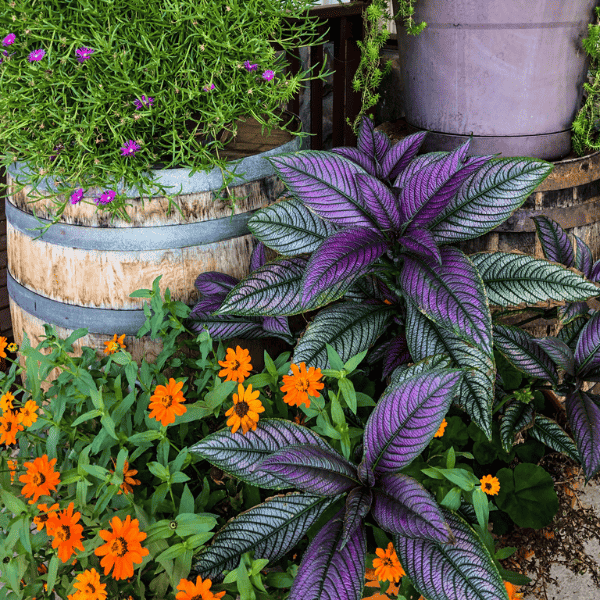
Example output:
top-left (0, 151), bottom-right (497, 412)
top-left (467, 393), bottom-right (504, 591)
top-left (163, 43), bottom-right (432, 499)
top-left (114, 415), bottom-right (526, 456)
top-left (434, 418), bottom-right (447, 438)
top-left (7, 343), bottom-right (17, 352)
top-left (103, 334), bottom-right (126, 355)
top-left (480, 474), bottom-right (500, 496)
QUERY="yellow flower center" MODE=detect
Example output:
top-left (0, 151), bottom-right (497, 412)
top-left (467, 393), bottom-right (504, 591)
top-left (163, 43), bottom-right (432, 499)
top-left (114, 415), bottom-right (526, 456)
top-left (57, 525), bottom-right (71, 542)
top-left (110, 537), bottom-right (128, 557)
top-left (234, 401), bottom-right (250, 417)
top-left (161, 394), bottom-right (173, 408)
top-left (294, 377), bottom-right (310, 393)
top-left (32, 472), bottom-right (46, 485)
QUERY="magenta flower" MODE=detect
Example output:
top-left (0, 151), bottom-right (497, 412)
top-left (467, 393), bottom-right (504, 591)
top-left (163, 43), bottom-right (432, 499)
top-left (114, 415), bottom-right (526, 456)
top-left (2, 33), bottom-right (15, 46)
top-left (95, 190), bottom-right (115, 205)
top-left (28, 49), bottom-right (45, 62)
top-left (133, 95), bottom-right (154, 110)
top-left (120, 139), bottom-right (141, 156)
top-left (75, 47), bottom-right (95, 63)
top-left (70, 188), bottom-right (84, 205)
top-left (203, 83), bottom-right (215, 92)
top-left (244, 60), bottom-right (258, 72)
top-left (262, 70), bottom-right (275, 82)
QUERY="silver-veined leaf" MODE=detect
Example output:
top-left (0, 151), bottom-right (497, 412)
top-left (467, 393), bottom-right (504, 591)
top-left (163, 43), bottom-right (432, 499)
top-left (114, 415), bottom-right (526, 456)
top-left (471, 252), bottom-right (599, 307)
top-left (390, 354), bottom-right (453, 387)
top-left (394, 510), bottom-right (509, 600)
top-left (531, 415), bottom-right (580, 462)
top-left (532, 216), bottom-right (575, 267)
top-left (499, 401), bottom-right (534, 453)
top-left (565, 391), bottom-right (600, 480)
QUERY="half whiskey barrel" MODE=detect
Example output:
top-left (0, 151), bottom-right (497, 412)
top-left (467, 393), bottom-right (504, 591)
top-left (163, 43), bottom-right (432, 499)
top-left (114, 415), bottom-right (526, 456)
top-left (6, 119), bottom-right (298, 373)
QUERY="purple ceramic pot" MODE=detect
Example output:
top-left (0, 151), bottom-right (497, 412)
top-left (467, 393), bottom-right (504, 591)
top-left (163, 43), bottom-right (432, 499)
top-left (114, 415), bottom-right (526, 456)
top-left (397, 0), bottom-right (597, 159)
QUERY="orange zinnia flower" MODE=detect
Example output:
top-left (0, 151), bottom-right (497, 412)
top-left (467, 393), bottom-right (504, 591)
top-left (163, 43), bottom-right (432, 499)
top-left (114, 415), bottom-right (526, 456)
top-left (47, 502), bottom-right (85, 563)
top-left (103, 334), bottom-right (126, 355)
top-left (372, 542), bottom-right (406, 583)
top-left (225, 384), bottom-right (264, 435)
top-left (176, 575), bottom-right (226, 600)
top-left (19, 455), bottom-right (61, 504)
top-left (148, 378), bottom-right (187, 426)
top-left (18, 400), bottom-right (39, 427)
top-left (95, 514), bottom-right (149, 580)
top-left (480, 474), bottom-right (501, 496)
top-left (280, 362), bottom-right (324, 409)
top-left (7, 459), bottom-right (17, 483)
top-left (504, 581), bottom-right (524, 600)
top-left (218, 346), bottom-right (252, 383)
top-left (0, 391), bottom-right (14, 412)
top-left (34, 503), bottom-right (60, 535)
top-left (0, 411), bottom-right (24, 445)
top-left (72, 568), bottom-right (107, 600)
top-left (434, 418), bottom-right (447, 438)
top-left (0, 336), bottom-right (7, 358)
top-left (109, 459), bottom-right (141, 495)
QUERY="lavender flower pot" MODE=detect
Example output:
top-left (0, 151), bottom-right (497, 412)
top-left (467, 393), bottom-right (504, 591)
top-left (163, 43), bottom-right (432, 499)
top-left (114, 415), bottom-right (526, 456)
top-left (397, 0), bottom-right (597, 159)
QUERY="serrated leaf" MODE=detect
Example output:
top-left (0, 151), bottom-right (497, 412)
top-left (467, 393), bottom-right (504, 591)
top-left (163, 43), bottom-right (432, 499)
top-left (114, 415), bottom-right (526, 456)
top-left (289, 511), bottom-right (366, 600)
top-left (558, 301), bottom-right (589, 325)
top-left (471, 252), bottom-right (599, 307)
top-left (394, 152), bottom-right (448, 188)
top-left (493, 325), bottom-right (558, 384)
top-left (248, 198), bottom-right (337, 256)
top-left (363, 370), bottom-right (463, 474)
top-left (394, 510), bottom-right (509, 600)
top-left (429, 157), bottom-right (553, 244)
top-left (565, 391), bottom-right (600, 479)
top-left (406, 303), bottom-right (495, 438)
top-left (398, 228), bottom-right (442, 264)
top-left (531, 415), bottom-right (580, 462)
top-left (268, 151), bottom-right (375, 227)
top-left (400, 247), bottom-right (492, 354)
top-left (190, 419), bottom-right (334, 489)
top-left (256, 445), bottom-right (359, 496)
top-left (499, 402), bottom-right (535, 453)
top-left (532, 216), bottom-right (575, 267)
top-left (574, 311), bottom-right (600, 376)
top-left (292, 303), bottom-right (394, 370)
top-left (193, 492), bottom-right (335, 580)
top-left (534, 337), bottom-right (575, 375)
top-left (372, 473), bottom-right (450, 542)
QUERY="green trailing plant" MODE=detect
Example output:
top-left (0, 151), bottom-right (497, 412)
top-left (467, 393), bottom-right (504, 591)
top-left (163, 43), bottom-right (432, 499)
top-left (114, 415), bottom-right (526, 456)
top-left (393, 0), bottom-right (427, 36)
top-left (572, 6), bottom-right (600, 155)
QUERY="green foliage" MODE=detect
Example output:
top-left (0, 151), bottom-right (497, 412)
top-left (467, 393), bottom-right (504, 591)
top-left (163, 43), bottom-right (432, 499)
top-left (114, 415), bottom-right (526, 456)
top-left (394, 0), bottom-right (427, 36)
top-left (0, 0), bottom-right (327, 220)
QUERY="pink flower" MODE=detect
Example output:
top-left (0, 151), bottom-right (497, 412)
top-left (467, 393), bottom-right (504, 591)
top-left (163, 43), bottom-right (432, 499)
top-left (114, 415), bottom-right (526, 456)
top-left (262, 70), bottom-right (275, 82)
top-left (120, 140), bottom-right (141, 156)
top-left (28, 49), bottom-right (45, 62)
top-left (95, 190), bottom-right (115, 205)
top-left (133, 95), bottom-right (154, 110)
top-left (2, 33), bottom-right (15, 46)
top-left (70, 189), bottom-right (84, 205)
top-left (244, 60), bottom-right (258, 72)
top-left (203, 83), bottom-right (215, 92)
top-left (75, 47), bottom-right (95, 63)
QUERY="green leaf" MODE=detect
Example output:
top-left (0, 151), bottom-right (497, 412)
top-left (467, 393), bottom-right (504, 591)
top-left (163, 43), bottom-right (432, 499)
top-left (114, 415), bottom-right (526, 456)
top-left (338, 378), bottom-right (357, 414)
top-left (110, 351), bottom-right (132, 365)
top-left (175, 513), bottom-right (217, 537)
top-left (71, 409), bottom-right (103, 427)
top-left (0, 490), bottom-right (27, 515)
top-left (293, 303), bottom-right (394, 369)
top-left (179, 485), bottom-right (195, 514)
top-left (47, 555), bottom-right (59, 594)
top-left (496, 463), bottom-right (559, 529)
top-left (156, 542), bottom-right (188, 562)
top-left (440, 487), bottom-right (462, 510)
top-left (495, 546), bottom-right (517, 560)
top-left (343, 348), bottom-right (369, 374)
top-left (531, 415), bottom-right (580, 462)
top-left (205, 380), bottom-right (237, 411)
top-left (236, 558), bottom-right (256, 600)
top-left (326, 343), bottom-right (345, 371)
top-left (128, 430), bottom-right (163, 444)
top-left (148, 462), bottom-right (170, 481)
top-left (330, 395), bottom-right (346, 427)
top-left (471, 252), bottom-right (599, 307)
top-left (472, 487), bottom-right (489, 532)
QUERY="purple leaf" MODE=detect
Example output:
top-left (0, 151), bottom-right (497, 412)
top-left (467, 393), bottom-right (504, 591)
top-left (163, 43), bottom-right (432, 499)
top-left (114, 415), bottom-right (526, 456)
top-left (187, 317), bottom-right (266, 341)
top-left (356, 116), bottom-right (387, 162)
top-left (289, 510), bottom-right (366, 600)
top-left (331, 147), bottom-right (378, 177)
top-left (268, 151), bottom-right (375, 227)
top-left (372, 474), bottom-right (450, 542)
top-left (534, 337), bottom-right (575, 375)
top-left (190, 419), bottom-right (335, 489)
top-left (398, 228), bottom-right (442, 264)
top-left (393, 152), bottom-right (448, 189)
top-left (565, 391), bottom-right (600, 480)
top-left (398, 140), bottom-right (471, 224)
top-left (574, 235), bottom-right (593, 278)
top-left (381, 131), bottom-right (428, 180)
top-left (355, 172), bottom-right (402, 230)
top-left (302, 227), bottom-right (389, 306)
top-left (195, 272), bottom-right (239, 296)
top-left (394, 509), bottom-right (508, 600)
top-left (374, 130), bottom-right (392, 163)
top-left (380, 335), bottom-right (412, 379)
top-left (532, 216), bottom-right (575, 267)
top-left (250, 241), bottom-right (267, 272)
top-left (190, 295), bottom-right (227, 318)
top-left (262, 316), bottom-right (292, 339)
top-left (194, 493), bottom-right (335, 581)
top-left (590, 260), bottom-right (600, 282)
top-left (574, 311), bottom-right (600, 376)
top-left (400, 247), bottom-right (493, 354)
top-left (257, 445), bottom-right (359, 496)
top-left (357, 460), bottom-right (375, 487)
top-left (408, 155), bottom-right (492, 229)
top-left (559, 301), bottom-right (589, 325)
top-left (363, 369), bottom-right (463, 474)
top-left (341, 487), bottom-right (372, 548)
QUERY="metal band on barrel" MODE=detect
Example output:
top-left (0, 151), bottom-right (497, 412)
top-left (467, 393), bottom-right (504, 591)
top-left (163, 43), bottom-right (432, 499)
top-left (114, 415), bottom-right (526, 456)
top-left (5, 199), bottom-right (254, 251)
top-left (7, 271), bottom-right (147, 335)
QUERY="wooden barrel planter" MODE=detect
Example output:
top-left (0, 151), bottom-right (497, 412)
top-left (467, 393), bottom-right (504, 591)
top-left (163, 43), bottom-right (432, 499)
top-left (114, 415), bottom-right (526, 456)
top-left (6, 118), bottom-right (298, 377)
